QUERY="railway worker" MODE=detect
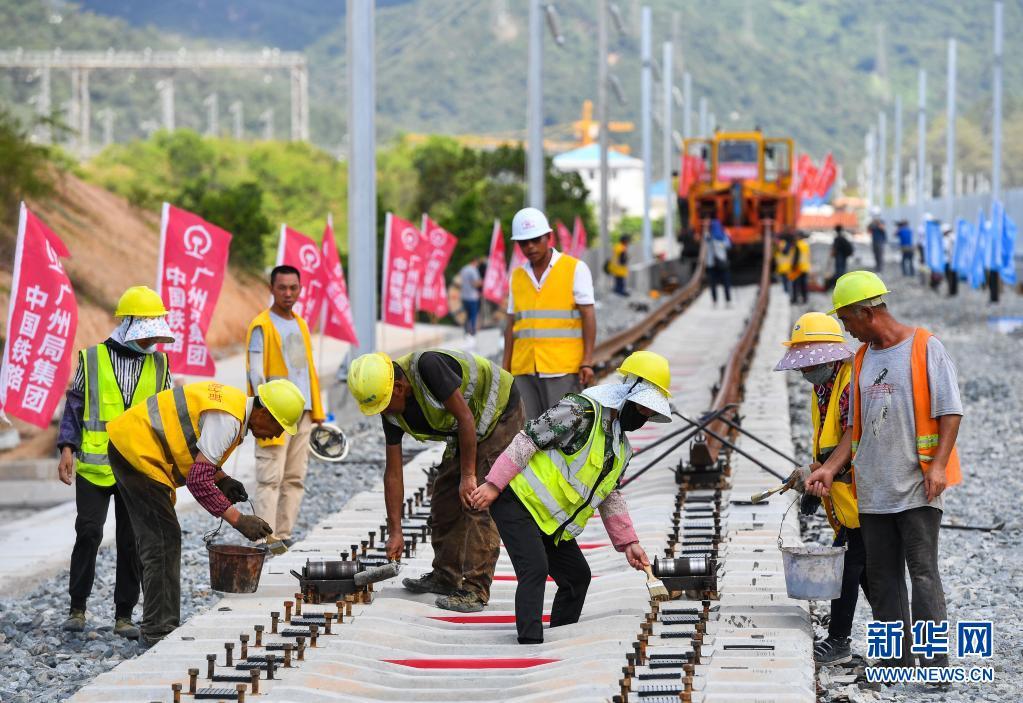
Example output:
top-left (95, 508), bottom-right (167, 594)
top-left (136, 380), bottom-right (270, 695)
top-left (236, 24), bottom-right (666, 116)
top-left (469, 351), bottom-right (671, 644)
top-left (788, 231), bottom-right (812, 304)
top-left (773, 232), bottom-right (793, 293)
top-left (56, 286), bottom-right (174, 639)
top-left (773, 312), bottom-right (867, 666)
top-left (246, 264), bottom-right (325, 549)
top-left (347, 349), bottom-right (525, 613)
top-left (867, 209), bottom-right (887, 273)
top-left (705, 220), bottom-right (733, 306)
top-left (609, 234), bottom-right (631, 296)
top-left (831, 224), bottom-right (854, 282)
top-left (806, 271), bottom-right (963, 668)
top-left (503, 207), bottom-right (597, 420)
top-left (896, 219), bottom-right (915, 278)
top-left (106, 379), bottom-right (303, 647)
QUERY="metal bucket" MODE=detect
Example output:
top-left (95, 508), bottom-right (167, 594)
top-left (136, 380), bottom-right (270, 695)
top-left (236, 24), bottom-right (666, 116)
top-left (779, 544), bottom-right (846, 600)
top-left (207, 543), bottom-right (269, 593)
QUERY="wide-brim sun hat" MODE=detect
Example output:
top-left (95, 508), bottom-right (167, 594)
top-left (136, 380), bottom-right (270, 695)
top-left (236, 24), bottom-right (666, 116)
top-left (773, 341), bottom-right (854, 372)
top-left (583, 375), bottom-right (672, 423)
top-left (121, 315), bottom-right (175, 345)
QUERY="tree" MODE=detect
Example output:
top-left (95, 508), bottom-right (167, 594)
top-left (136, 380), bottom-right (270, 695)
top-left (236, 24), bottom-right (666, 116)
top-left (177, 178), bottom-right (271, 270)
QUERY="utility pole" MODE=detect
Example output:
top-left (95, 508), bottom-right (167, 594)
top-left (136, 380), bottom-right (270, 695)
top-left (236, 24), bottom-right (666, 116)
top-left (662, 41), bottom-right (674, 257)
top-left (640, 5), bottom-right (653, 268)
top-left (877, 110), bottom-right (886, 209)
top-left (204, 93), bottom-right (219, 137)
top-left (916, 69), bottom-right (927, 229)
top-left (682, 71), bottom-right (692, 139)
top-left (261, 108), bottom-right (274, 141)
top-left (37, 66), bottom-right (51, 144)
top-left (992, 1), bottom-right (1003, 202)
top-left (598, 0), bottom-right (610, 271)
top-left (698, 96), bottom-right (708, 137)
top-left (157, 79), bottom-right (175, 132)
top-left (945, 38), bottom-right (956, 224)
top-left (348, 0), bottom-right (377, 353)
top-left (865, 127), bottom-right (875, 212)
top-left (98, 108), bottom-right (114, 148)
top-left (527, 0), bottom-right (544, 210)
top-left (79, 70), bottom-right (90, 156)
top-left (229, 101), bottom-right (244, 140)
top-left (893, 95), bottom-right (902, 207)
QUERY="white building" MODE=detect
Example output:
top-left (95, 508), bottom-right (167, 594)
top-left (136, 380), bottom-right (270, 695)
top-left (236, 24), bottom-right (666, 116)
top-left (552, 144), bottom-right (645, 224)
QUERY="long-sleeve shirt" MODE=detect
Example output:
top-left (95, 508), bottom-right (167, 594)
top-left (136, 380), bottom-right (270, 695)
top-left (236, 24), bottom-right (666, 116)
top-left (486, 395), bottom-right (639, 550)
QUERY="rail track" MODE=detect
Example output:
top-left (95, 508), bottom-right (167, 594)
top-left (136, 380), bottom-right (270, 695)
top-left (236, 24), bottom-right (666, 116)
top-left (73, 229), bottom-right (813, 703)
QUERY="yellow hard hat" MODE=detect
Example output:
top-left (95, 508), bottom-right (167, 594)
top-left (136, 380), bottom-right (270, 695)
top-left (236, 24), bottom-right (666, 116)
top-left (829, 270), bottom-right (891, 314)
top-left (617, 350), bottom-right (672, 397)
top-left (115, 286), bottom-right (168, 318)
top-left (783, 312), bottom-right (846, 346)
top-left (348, 352), bottom-right (395, 416)
top-left (257, 379), bottom-right (306, 435)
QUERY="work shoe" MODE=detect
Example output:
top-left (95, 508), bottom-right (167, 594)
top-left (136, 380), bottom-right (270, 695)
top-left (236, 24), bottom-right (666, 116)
top-left (402, 571), bottom-right (456, 596)
top-left (435, 589), bottom-right (486, 613)
top-left (61, 610), bottom-right (86, 632)
top-left (113, 617), bottom-right (141, 640)
top-left (814, 636), bottom-right (852, 666)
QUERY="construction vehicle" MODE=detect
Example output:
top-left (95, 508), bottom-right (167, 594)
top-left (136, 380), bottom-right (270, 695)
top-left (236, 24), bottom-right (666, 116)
top-left (679, 130), bottom-right (797, 258)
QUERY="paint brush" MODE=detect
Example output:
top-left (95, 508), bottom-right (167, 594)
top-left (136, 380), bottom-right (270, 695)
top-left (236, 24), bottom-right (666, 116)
top-left (642, 565), bottom-right (670, 601)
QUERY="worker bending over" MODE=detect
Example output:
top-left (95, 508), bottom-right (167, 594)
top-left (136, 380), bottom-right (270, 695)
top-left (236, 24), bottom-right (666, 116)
top-left (774, 312), bottom-right (866, 666)
top-left (348, 349), bottom-right (525, 613)
top-left (106, 379), bottom-right (304, 647)
top-left (470, 351), bottom-right (671, 644)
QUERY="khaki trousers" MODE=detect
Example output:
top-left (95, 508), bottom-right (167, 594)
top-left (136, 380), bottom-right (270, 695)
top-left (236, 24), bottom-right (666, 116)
top-left (254, 412), bottom-right (313, 540)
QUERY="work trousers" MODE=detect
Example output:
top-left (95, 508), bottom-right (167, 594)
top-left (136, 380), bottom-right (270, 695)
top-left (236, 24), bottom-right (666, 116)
top-left (872, 241), bottom-right (885, 272)
top-left (69, 473), bottom-right (141, 619)
top-left (901, 248), bottom-right (916, 277)
top-left (430, 400), bottom-right (525, 602)
top-left (490, 490), bottom-right (591, 644)
top-left (828, 527), bottom-right (869, 640)
top-left (463, 300), bottom-right (480, 335)
top-left (613, 276), bottom-right (628, 296)
top-left (708, 264), bottom-right (732, 303)
top-left (945, 264), bottom-right (959, 297)
top-left (254, 412), bottom-right (313, 540)
top-left (514, 373), bottom-right (581, 421)
top-left (859, 507), bottom-right (948, 667)
top-left (789, 273), bottom-right (808, 304)
top-left (109, 443), bottom-right (181, 644)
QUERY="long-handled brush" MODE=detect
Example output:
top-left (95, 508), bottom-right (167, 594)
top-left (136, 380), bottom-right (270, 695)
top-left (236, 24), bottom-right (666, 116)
top-left (642, 565), bottom-right (670, 601)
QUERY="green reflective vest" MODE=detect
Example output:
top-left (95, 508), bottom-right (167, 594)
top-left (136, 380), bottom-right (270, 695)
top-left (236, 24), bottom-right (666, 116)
top-left (385, 350), bottom-right (514, 443)
top-left (509, 395), bottom-right (631, 543)
top-left (79, 345), bottom-right (168, 487)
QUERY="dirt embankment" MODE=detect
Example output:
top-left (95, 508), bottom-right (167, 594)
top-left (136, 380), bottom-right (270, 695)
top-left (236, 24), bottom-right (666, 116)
top-left (1, 172), bottom-right (267, 460)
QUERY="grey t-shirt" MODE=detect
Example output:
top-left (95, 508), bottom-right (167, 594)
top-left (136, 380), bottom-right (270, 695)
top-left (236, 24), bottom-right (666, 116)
top-left (460, 264), bottom-right (481, 302)
top-left (851, 335), bottom-right (963, 514)
top-left (247, 311), bottom-right (313, 411)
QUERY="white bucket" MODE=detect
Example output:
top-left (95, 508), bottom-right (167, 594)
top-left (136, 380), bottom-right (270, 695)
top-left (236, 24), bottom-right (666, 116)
top-left (779, 543), bottom-right (846, 600)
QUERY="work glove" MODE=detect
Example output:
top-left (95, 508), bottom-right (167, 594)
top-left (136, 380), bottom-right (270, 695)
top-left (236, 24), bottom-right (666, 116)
top-left (784, 466), bottom-right (812, 494)
top-left (234, 514), bottom-right (272, 541)
top-left (799, 492), bottom-right (821, 516)
top-left (215, 475), bottom-right (248, 503)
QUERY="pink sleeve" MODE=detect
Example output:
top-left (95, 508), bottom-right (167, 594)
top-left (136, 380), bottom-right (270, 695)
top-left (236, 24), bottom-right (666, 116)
top-left (185, 460), bottom-right (232, 517)
top-left (598, 490), bottom-right (639, 551)
top-left (485, 432), bottom-right (539, 490)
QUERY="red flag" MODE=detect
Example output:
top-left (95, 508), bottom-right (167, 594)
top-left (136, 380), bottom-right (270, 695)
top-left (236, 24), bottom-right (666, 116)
top-left (555, 219), bottom-right (573, 255)
top-left (381, 214), bottom-right (425, 329)
top-left (418, 215), bottom-right (458, 318)
top-left (0, 204), bottom-right (78, 427)
top-left (678, 154), bottom-right (706, 196)
top-left (572, 216), bottom-right (588, 256)
top-left (276, 225), bottom-right (326, 327)
top-left (156, 204), bottom-right (232, 376)
top-left (813, 153), bottom-right (837, 199)
top-left (508, 242), bottom-right (527, 277)
top-left (482, 219), bottom-right (508, 304)
top-left (321, 216), bottom-right (359, 344)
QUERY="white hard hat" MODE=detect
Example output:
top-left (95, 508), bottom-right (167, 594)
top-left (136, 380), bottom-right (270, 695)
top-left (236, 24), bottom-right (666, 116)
top-left (870, 206), bottom-right (881, 217)
top-left (511, 207), bottom-right (552, 241)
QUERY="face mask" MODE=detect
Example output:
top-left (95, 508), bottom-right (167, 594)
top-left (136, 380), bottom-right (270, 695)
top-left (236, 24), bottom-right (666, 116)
top-left (124, 340), bottom-right (157, 355)
top-left (801, 364), bottom-right (833, 386)
top-left (618, 401), bottom-right (649, 432)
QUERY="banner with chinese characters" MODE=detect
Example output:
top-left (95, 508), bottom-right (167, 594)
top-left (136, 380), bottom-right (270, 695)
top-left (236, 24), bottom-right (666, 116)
top-left (276, 225), bottom-right (326, 326)
top-left (482, 219), bottom-right (508, 304)
top-left (381, 213), bottom-right (425, 329)
top-left (321, 217), bottom-right (359, 344)
top-left (555, 219), bottom-right (573, 255)
top-left (0, 204), bottom-right (78, 428)
top-left (157, 204), bottom-right (232, 376)
top-left (418, 215), bottom-right (457, 318)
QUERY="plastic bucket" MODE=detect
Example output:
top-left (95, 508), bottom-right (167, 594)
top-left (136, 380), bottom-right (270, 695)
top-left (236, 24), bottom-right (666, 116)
top-left (207, 543), bottom-right (268, 593)
top-left (779, 544), bottom-right (846, 600)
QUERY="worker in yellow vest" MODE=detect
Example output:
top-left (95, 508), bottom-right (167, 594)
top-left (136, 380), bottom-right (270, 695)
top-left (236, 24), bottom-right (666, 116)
top-left (503, 207), bottom-right (597, 420)
top-left (788, 231), bottom-right (812, 304)
top-left (56, 286), bottom-right (174, 639)
top-left (774, 312), bottom-right (866, 666)
top-left (608, 235), bottom-right (631, 296)
top-left (246, 265), bottom-right (325, 548)
top-left (773, 232), bottom-right (793, 294)
top-left (469, 351), bottom-right (671, 644)
top-left (106, 379), bottom-right (304, 647)
top-left (807, 271), bottom-right (963, 668)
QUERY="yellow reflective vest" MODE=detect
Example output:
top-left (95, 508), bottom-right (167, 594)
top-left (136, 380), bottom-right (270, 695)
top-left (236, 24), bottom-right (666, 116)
top-left (811, 361), bottom-right (859, 531)
top-left (107, 382), bottom-right (249, 498)
top-left (509, 395), bottom-right (630, 543)
top-left (608, 242), bottom-right (629, 277)
top-left (510, 255), bottom-right (584, 375)
top-left (78, 345), bottom-right (168, 487)
top-left (245, 309), bottom-right (324, 446)
top-left (788, 238), bottom-right (811, 279)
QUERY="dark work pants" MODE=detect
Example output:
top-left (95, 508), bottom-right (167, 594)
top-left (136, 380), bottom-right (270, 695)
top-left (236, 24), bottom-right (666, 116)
top-left (828, 527), bottom-right (868, 640)
top-left (463, 300), bottom-right (480, 335)
top-left (69, 473), bottom-right (141, 619)
top-left (489, 490), bottom-right (591, 644)
top-left (514, 374), bottom-right (581, 421)
top-left (859, 507), bottom-right (948, 667)
top-left (708, 264), bottom-right (732, 303)
top-left (872, 241), bottom-right (885, 272)
top-left (109, 443), bottom-right (182, 644)
top-left (945, 264), bottom-right (959, 296)
top-left (901, 248), bottom-right (916, 276)
top-left (613, 276), bottom-right (628, 296)
top-left (790, 273), bottom-right (808, 304)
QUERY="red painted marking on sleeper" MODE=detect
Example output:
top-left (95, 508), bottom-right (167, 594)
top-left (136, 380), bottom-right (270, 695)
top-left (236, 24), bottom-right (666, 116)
top-left (383, 658), bottom-right (559, 669)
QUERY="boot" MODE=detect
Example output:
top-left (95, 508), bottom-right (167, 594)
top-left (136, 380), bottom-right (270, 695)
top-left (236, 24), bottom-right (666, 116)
top-left (113, 617), bottom-right (141, 640)
top-left (402, 571), bottom-right (457, 596)
top-left (61, 610), bottom-right (86, 632)
top-left (435, 589), bottom-right (486, 613)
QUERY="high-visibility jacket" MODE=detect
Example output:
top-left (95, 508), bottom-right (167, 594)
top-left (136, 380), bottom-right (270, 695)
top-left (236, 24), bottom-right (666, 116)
top-left (78, 345), bottom-right (168, 487)
top-left (851, 328), bottom-right (962, 486)
top-left (788, 239), bottom-right (811, 279)
top-left (608, 243), bottom-right (629, 277)
top-left (245, 309), bottom-right (324, 446)
top-left (509, 395), bottom-right (630, 544)
top-left (510, 255), bottom-right (584, 375)
top-left (811, 361), bottom-right (859, 531)
top-left (774, 241), bottom-right (793, 275)
top-left (107, 382), bottom-right (249, 498)
top-left (385, 350), bottom-right (514, 442)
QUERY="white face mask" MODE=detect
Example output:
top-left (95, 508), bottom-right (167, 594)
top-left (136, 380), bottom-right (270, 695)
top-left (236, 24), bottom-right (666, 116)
top-left (800, 364), bottom-right (834, 386)
top-left (124, 340), bottom-right (157, 355)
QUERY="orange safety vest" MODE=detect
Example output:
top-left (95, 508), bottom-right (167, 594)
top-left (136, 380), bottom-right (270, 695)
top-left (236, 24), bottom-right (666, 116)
top-left (107, 382), bottom-right (250, 498)
top-left (245, 309), bottom-right (324, 446)
top-left (851, 328), bottom-right (962, 486)
top-left (510, 255), bottom-right (584, 375)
